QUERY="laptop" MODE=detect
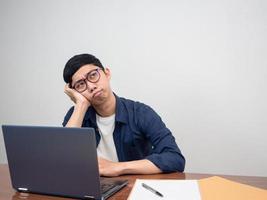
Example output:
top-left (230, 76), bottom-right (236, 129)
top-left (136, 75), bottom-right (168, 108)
top-left (2, 125), bottom-right (128, 200)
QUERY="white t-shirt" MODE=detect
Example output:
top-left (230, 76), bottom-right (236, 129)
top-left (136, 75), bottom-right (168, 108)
top-left (96, 113), bottom-right (119, 162)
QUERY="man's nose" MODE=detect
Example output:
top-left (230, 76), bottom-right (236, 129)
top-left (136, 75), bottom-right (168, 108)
top-left (86, 80), bottom-right (97, 93)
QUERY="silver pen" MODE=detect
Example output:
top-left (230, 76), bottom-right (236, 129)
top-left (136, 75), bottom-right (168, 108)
top-left (142, 183), bottom-right (164, 197)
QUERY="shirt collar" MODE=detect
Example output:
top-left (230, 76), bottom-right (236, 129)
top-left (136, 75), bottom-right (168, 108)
top-left (114, 94), bottom-right (128, 124)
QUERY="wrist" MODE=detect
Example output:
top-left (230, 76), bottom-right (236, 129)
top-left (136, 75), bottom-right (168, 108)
top-left (72, 101), bottom-right (89, 120)
top-left (76, 100), bottom-right (90, 110)
top-left (118, 162), bottom-right (130, 175)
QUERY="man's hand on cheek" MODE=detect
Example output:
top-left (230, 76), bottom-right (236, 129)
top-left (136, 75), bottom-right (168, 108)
top-left (64, 84), bottom-right (91, 107)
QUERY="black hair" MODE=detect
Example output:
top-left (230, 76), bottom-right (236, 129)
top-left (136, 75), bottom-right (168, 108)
top-left (63, 53), bottom-right (104, 83)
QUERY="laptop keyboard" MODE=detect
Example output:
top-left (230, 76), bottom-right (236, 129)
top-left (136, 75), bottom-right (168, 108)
top-left (100, 178), bottom-right (127, 194)
top-left (101, 182), bottom-right (116, 193)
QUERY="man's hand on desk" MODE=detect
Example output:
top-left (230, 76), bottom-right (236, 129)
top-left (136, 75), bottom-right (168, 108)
top-left (98, 157), bottom-right (123, 177)
top-left (98, 157), bottom-right (162, 177)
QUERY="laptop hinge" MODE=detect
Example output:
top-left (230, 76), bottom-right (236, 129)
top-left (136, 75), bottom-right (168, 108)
top-left (18, 187), bottom-right (28, 191)
top-left (84, 195), bottom-right (95, 199)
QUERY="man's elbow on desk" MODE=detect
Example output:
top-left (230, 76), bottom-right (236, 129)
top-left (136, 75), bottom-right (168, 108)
top-left (146, 152), bottom-right (186, 173)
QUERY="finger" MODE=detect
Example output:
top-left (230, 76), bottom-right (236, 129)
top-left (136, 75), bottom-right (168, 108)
top-left (64, 84), bottom-right (72, 93)
top-left (64, 83), bottom-right (69, 90)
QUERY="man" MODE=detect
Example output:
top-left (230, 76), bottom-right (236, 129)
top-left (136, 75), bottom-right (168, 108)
top-left (62, 53), bottom-right (185, 177)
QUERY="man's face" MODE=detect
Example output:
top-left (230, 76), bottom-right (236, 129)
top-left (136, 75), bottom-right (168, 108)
top-left (71, 64), bottom-right (112, 106)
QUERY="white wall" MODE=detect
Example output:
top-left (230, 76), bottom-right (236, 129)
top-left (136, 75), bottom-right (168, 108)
top-left (0, 0), bottom-right (266, 176)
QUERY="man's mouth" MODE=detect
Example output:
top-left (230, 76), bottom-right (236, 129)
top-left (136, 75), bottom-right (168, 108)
top-left (92, 90), bottom-right (102, 98)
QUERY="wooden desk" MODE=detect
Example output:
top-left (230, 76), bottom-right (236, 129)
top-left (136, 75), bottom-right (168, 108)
top-left (1, 164), bottom-right (267, 200)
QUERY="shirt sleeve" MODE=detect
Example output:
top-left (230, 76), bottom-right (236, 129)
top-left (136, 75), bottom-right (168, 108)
top-left (137, 105), bottom-right (185, 172)
top-left (62, 106), bottom-right (74, 127)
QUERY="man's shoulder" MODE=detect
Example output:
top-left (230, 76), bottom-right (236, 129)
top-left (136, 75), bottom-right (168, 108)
top-left (117, 96), bottom-right (147, 107)
top-left (116, 96), bottom-right (153, 113)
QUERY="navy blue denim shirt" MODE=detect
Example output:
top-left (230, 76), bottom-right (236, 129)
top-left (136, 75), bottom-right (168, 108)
top-left (63, 95), bottom-right (185, 172)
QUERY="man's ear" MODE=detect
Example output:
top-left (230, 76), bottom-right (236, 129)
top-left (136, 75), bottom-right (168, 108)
top-left (103, 67), bottom-right (111, 80)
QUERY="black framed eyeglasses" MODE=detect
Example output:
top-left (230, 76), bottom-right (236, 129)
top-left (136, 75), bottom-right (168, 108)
top-left (72, 68), bottom-right (102, 93)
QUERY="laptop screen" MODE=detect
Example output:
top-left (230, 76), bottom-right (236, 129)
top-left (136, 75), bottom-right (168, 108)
top-left (2, 125), bottom-right (127, 199)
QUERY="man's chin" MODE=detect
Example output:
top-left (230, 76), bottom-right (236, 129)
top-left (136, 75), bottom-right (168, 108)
top-left (91, 96), bottom-right (105, 106)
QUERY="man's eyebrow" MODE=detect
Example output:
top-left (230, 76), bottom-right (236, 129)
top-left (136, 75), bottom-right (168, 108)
top-left (72, 77), bottom-right (85, 87)
top-left (72, 68), bottom-right (99, 86)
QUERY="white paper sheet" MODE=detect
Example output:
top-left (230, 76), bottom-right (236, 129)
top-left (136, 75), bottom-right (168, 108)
top-left (127, 179), bottom-right (201, 200)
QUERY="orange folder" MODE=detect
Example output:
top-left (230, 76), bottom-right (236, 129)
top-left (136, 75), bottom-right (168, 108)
top-left (198, 176), bottom-right (267, 200)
